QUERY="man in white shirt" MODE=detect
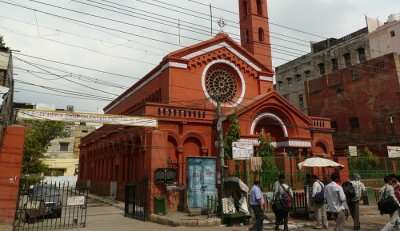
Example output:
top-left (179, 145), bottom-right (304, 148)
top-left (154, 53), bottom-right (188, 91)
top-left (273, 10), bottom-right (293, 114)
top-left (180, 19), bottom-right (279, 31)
top-left (349, 173), bottom-right (366, 230)
top-left (325, 173), bottom-right (347, 231)
top-left (312, 175), bottom-right (328, 229)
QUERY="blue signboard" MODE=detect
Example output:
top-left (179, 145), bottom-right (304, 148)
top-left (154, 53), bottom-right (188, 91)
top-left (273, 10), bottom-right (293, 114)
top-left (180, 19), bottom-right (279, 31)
top-left (187, 157), bottom-right (217, 210)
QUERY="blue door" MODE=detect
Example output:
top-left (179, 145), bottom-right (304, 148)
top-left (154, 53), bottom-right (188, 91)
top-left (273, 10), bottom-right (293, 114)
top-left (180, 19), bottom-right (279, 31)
top-left (187, 157), bottom-right (217, 210)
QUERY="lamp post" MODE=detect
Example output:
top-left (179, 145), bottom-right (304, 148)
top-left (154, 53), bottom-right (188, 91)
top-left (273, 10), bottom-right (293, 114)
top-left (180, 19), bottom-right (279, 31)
top-left (215, 100), bottom-right (225, 216)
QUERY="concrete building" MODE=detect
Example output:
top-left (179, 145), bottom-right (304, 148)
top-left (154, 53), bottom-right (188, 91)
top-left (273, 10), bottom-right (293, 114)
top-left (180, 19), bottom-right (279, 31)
top-left (276, 27), bottom-right (370, 113)
top-left (369, 14), bottom-right (400, 58)
top-left (41, 117), bottom-right (96, 177)
top-left (78, 0), bottom-right (336, 215)
top-left (306, 53), bottom-right (400, 155)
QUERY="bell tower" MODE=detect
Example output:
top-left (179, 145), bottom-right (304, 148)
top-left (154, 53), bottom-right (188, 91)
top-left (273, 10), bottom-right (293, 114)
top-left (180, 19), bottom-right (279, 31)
top-left (239, 0), bottom-right (273, 71)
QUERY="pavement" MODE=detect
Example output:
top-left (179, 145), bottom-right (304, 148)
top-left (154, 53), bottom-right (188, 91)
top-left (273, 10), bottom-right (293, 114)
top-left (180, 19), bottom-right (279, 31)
top-left (54, 200), bottom-right (389, 231)
top-left (2, 196), bottom-right (390, 231)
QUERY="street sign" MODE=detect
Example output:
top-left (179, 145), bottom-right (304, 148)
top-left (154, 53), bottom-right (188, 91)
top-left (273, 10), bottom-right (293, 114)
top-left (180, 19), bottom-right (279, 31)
top-left (348, 146), bottom-right (358, 157)
top-left (388, 146), bottom-right (400, 158)
top-left (232, 141), bottom-right (254, 160)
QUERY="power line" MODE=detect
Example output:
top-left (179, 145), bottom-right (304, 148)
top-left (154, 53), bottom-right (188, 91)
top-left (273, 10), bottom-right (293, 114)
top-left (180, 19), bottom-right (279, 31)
top-left (15, 87), bottom-right (112, 101)
top-left (186, 0), bottom-right (327, 39)
top-left (0, 0), bottom-right (183, 47)
top-left (15, 57), bottom-right (120, 97)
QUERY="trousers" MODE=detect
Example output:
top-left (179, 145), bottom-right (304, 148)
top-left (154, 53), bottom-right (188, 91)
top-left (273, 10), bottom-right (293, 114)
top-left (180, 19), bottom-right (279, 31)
top-left (348, 201), bottom-right (360, 230)
top-left (250, 205), bottom-right (264, 231)
top-left (314, 203), bottom-right (328, 228)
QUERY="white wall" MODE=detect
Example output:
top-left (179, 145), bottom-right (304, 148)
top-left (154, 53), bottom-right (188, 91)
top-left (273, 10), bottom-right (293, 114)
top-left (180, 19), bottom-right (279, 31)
top-left (369, 20), bottom-right (400, 58)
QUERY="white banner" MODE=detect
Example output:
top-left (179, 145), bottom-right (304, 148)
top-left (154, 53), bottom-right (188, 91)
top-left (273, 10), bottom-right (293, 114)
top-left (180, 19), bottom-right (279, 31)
top-left (232, 141), bottom-right (254, 160)
top-left (349, 146), bottom-right (358, 157)
top-left (17, 109), bottom-right (157, 127)
top-left (388, 146), bottom-right (400, 158)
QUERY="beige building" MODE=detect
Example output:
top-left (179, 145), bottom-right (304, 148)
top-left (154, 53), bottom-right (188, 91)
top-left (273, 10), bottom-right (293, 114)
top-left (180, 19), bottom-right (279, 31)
top-left (276, 27), bottom-right (370, 114)
top-left (369, 14), bottom-right (400, 58)
top-left (42, 122), bottom-right (96, 176)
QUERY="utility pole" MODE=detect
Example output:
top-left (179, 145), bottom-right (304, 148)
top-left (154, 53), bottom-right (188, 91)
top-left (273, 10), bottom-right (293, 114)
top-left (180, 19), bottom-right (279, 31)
top-left (209, 3), bottom-right (213, 36)
top-left (215, 100), bottom-right (224, 216)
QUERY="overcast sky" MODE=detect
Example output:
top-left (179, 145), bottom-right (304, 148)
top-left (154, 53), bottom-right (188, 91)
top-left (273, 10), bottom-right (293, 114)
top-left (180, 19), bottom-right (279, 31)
top-left (0, 0), bottom-right (397, 112)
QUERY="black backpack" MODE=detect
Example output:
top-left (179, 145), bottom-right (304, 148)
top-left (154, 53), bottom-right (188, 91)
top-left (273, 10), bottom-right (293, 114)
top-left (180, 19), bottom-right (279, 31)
top-left (313, 181), bottom-right (325, 204)
top-left (342, 181), bottom-right (356, 202)
top-left (378, 188), bottom-right (399, 215)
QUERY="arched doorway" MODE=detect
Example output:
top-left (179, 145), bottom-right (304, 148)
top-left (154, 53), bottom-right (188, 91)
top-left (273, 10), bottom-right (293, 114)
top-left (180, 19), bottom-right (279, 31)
top-left (250, 112), bottom-right (288, 141)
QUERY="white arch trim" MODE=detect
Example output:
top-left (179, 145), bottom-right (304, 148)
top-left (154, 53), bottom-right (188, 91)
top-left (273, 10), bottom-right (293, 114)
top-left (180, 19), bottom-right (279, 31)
top-left (250, 112), bottom-right (288, 137)
top-left (201, 59), bottom-right (246, 108)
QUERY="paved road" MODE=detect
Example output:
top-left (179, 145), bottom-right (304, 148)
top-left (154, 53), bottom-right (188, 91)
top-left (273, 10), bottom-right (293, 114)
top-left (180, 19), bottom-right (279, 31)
top-left (56, 200), bottom-right (389, 231)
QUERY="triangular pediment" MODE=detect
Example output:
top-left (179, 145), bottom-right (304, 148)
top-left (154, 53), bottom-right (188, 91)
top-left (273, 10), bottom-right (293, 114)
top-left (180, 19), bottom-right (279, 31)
top-left (165, 33), bottom-right (273, 75)
top-left (233, 91), bottom-right (312, 126)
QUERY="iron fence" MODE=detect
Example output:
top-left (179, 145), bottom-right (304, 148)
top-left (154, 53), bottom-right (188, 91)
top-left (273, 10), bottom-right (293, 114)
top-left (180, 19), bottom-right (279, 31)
top-left (124, 178), bottom-right (148, 221)
top-left (13, 181), bottom-right (88, 231)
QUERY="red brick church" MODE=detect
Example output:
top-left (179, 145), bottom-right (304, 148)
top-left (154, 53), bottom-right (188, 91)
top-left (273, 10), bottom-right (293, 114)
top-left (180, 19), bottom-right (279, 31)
top-left (78, 0), bottom-right (336, 214)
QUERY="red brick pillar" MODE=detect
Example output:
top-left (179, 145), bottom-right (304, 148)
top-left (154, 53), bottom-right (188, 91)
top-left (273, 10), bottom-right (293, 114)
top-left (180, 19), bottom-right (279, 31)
top-left (145, 129), bottom-right (168, 215)
top-left (335, 156), bottom-right (349, 182)
top-left (0, 125), bottom-right (25, 225)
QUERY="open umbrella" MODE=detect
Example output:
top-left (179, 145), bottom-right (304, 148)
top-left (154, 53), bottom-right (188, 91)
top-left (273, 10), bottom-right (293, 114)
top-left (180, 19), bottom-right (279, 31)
top-left (298, 157), bottom-right (344, 170)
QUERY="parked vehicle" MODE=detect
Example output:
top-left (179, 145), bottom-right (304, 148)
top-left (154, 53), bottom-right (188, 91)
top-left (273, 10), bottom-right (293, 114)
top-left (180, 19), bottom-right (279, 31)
top-left (23, 184), bottom-right (62, 223)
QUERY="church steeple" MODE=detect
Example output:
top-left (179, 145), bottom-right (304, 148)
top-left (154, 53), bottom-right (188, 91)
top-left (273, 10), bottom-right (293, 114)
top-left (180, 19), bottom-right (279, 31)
top-left (239, 0), bottom-right (273, 71)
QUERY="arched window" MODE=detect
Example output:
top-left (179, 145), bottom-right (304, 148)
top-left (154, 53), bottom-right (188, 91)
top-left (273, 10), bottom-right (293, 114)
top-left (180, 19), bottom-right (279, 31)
top-left (243, 1), bottom-right (248, 17)
top-left (246, 30), bottom-right (250, 43)
top-left (256, 0), bottom-right (262, 16)
top-left (258, 27), bottom-right (264, 41)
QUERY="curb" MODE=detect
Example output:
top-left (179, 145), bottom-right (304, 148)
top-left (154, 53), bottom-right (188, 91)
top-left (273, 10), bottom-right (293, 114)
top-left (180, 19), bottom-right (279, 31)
top-left (149, 214), bottom-right (221, 227)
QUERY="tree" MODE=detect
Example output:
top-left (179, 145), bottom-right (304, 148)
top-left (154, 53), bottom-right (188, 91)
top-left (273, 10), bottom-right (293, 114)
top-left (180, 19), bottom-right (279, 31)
top-left (223, 113), bottom-right (240, 160)
top-left (257, 130), bottom-right (278, 190)
top-left (22, 120), bottom-right (69, 175)
top-left (0, 36), bottom-right (6, 49)
top-left (349, 147), bottom-right (378, 179)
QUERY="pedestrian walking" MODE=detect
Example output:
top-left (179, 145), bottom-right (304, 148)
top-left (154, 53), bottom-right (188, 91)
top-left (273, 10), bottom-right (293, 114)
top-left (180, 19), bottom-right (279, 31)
top-left (249, 179), bottom-right (264, 231)
top-left (325, 172), bottom-right (348, 231)
top-left (312, 175), bottom-right (328, 229)
top-left (348, 173), bottom-right (366, 230)
top-left (381, 175), bottom-right (400, 231)
top-left (272, 174), bottom-right (293, 231)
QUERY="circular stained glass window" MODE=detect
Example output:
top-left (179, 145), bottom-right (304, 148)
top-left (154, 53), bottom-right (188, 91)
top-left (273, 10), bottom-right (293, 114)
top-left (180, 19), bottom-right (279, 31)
top-left (205, 69), bottom-right (238, 103)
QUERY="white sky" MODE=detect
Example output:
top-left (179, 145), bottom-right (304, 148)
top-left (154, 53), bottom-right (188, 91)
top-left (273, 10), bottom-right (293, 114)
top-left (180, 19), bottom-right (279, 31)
top-left (0, 0), bottom-right (397, 112)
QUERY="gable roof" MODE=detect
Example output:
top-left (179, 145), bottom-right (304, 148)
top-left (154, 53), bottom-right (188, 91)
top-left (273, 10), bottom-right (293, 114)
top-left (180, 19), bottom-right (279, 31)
top-left (230, 90), bottom-right (312, 125)
top-left (165, 33), bottom-right (274, 74)
top-left (104, 33), bottom-right (274, 113)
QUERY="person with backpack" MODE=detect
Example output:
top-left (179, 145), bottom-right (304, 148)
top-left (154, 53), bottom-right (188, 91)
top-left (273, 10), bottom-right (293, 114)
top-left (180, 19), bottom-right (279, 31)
top-left (325, 172), bottom-right (348, 231)
top-left (272, 174), bottom-right (293, 231)
top-left (347, 173), bottom-right (366, 230)
top-left (312, 175), bottom-right (328, 229)
top-left (380, 175), bottom-right (400, 231)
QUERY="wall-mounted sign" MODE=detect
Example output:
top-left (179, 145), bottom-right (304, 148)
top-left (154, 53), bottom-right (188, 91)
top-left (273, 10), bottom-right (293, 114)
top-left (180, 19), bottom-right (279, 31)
top-left (388, 146), bottom-right (400, 158)
top-left (155, 168), bottom-right (177, 185)
top-left (67, 196), bottom-right (85, 206)
top-left (348, 146), bottom-right (358, 157)
top-left (232, 141), bottom-right (254, 160)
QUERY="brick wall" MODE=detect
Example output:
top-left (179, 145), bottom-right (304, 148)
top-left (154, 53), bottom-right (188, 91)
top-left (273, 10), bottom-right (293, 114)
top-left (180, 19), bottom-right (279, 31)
top-left (0, 125), bottom-right (25, 224)
top-left (306, 53), bottom-right (400, 155)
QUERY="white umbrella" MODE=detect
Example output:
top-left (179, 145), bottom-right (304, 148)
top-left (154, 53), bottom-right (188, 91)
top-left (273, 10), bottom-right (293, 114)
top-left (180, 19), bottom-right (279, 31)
top-left (298, 157), bottom-right (344, 170)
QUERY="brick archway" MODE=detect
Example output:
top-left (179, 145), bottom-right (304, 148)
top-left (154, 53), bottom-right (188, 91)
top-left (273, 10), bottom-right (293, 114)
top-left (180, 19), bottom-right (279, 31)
top-left (250, 112), bottom-right (289, 138)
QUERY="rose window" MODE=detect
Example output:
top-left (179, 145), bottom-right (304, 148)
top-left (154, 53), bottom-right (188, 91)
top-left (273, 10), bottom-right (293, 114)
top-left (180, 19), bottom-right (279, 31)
top-left (205, 69), bottom-right (238, 103)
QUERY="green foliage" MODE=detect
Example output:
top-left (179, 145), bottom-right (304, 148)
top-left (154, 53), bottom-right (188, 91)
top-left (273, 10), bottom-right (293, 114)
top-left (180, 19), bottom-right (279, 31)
top-left (258, 130), bottom-right (278, 190)
top-left (224, 113), bottom-right (240, 160)
top-left (349, 147), bottom-right (379, 178)
top-left (23, 120), bottom-right (69, 175)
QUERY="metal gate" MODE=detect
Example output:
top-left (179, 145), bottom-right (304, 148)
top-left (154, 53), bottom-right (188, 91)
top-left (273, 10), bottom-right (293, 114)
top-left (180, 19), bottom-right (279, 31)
top-left (13, 182), bottom-right (88, 231)
top-left (124, 179), bottom-right (148, 221)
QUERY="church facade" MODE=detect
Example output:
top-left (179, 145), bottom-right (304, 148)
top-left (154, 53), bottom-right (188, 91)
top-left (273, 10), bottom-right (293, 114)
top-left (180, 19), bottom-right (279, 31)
top-left (78, 0), bottom-right (336, 214)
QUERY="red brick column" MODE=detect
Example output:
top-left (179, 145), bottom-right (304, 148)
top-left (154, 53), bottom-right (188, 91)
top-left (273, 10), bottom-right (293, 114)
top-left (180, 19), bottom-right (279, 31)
top-left (0, 125), bottom-right (25, 224)
top-left (335, 156), bottom-right (349, 182)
